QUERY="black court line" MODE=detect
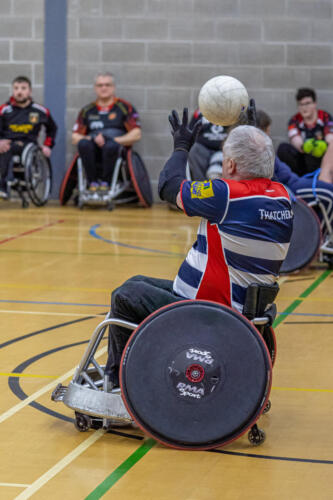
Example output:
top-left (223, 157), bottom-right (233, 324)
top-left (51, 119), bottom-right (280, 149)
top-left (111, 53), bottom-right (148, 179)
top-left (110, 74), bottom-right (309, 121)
top-left (284, 277), bottom-right (315, 283)
top-left (211, 449), bottom-right (333, 465)
top-left (0, 314), bottom-right (107, 350)
top-left (8, 340), bottom-right (143, 441)
top-left (7, 340), bottom-right (333, 463)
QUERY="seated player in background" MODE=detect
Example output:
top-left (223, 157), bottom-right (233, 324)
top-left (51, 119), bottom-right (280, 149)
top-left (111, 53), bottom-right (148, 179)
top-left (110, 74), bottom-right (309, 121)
top-left (72, 72), bottom-right (141, 193)
top-left (105, 107), bottom-right (293, 386)
top-left (0, 76), bottom-right (57, 199)
top-left (257, 109), bottom-right (333, 229)
top-left (277, 88), bottom-right (333, 182)
top-left (188, 108), bottom-right (228, 180)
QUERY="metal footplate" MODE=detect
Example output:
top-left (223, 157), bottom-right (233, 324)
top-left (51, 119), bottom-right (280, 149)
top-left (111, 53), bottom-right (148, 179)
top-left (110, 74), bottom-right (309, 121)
top-left (53, 382), bottom-right (133, 425)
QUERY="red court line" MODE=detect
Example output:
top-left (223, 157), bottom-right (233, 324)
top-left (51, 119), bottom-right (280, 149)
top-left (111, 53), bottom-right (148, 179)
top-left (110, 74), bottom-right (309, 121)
top-left (0, 219), bottom-right (65, 245)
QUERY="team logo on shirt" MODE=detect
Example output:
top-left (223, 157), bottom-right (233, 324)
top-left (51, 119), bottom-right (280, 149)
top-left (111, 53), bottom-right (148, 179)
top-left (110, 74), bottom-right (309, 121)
top-left (108, 112), bottom-right (116, 120)
top-left (190, 180), bottom-right (214, 199)
top-left (29, 112), bottom-right (39, 124)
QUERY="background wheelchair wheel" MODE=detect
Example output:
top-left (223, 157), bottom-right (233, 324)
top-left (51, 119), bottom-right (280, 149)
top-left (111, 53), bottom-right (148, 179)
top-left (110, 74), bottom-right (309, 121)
top-left (126, 149), bottom-right (153, 207)
top-left (24, 145), bottom-right (52, 206)
top-left (120, 300), bottom-right (272, 450)
top-left (280, 197), bottom-right (321, 273)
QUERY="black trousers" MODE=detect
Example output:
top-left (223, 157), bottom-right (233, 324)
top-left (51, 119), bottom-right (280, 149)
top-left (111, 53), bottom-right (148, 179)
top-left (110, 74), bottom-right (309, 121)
top-left (105, 275), bottom-right (185, 385)
top-left (78, 138), bottom-right (120, 184)
top-left (0, 141), bottom-right (26, 190)
top-left (277, 142), bottom-right (321, 177)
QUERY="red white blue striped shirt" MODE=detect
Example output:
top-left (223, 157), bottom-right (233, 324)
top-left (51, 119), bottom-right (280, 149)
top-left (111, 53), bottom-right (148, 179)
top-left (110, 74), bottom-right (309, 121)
top-left (174, 177), bottom-right (293, 312)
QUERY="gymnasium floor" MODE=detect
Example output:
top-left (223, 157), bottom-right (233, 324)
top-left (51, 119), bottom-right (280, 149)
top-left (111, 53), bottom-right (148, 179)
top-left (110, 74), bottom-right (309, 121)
top-left (0, 203), bottom-right (332, 500)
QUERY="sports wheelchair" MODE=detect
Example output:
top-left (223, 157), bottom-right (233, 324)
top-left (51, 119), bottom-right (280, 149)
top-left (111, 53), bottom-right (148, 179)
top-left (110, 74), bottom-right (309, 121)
top-left (59, 146), bottom-right (152, 210)
top-left (280, 195), bottom-right (333, 273)
top-left (7, 142), bottom-right (52, 208)
top-left (52, 283), bottom-right (278, 450)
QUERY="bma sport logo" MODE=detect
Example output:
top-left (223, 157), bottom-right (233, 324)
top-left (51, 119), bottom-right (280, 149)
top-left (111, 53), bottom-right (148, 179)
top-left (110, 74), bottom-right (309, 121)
top-left (177, 382), bottom-right (204, 399)
top-left (259, 209), bottom-right (293, 221)
top-left (186, 348), bottom-right (214, 365)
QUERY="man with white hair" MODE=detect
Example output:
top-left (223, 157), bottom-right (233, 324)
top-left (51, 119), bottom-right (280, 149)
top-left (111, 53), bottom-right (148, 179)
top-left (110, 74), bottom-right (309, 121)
top-left (105, 107), bottom-right (293, 386)
top-left (72, 72), bottom-right (141, 192)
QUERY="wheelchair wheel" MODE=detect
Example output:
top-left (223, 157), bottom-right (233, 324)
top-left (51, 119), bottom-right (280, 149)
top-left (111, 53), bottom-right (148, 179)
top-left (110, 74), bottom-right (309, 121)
top-left (23, 144), bottom-right (52, 206)
top-left (120, 300), bottom-right (272, 450)
top-left (280, 197), bottom-right (321, 273)
top-left (126, 149), bottom-right (153, 207)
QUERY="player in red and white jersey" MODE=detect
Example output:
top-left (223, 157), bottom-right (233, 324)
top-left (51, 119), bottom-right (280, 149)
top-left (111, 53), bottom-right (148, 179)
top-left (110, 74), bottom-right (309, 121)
top-left (105, 106), bottom-right (293, 386)
top-left (277, 87), bottom-right (333, 182)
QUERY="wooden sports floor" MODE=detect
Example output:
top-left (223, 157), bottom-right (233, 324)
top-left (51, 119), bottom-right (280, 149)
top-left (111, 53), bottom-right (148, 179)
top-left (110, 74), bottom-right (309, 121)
top-left (0, 203), bottom-right (332, 500)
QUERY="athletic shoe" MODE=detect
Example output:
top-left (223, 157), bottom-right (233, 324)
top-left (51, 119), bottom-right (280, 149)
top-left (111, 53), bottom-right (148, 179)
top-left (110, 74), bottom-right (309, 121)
top-left (0, 190), bottom-right (8, 200)
top-left (99, 181), bottom-right (109, 191)
top-left (88, 182), bottom-right (99, 192)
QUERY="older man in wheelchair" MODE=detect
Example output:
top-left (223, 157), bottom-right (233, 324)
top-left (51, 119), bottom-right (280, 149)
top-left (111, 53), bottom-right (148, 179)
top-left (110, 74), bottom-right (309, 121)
top-left (69, 72), bottom-right (147, 209)
top-left (53, 102), bottom-right (294, 449)
top-left (0, 76), bottom-right (57, 207)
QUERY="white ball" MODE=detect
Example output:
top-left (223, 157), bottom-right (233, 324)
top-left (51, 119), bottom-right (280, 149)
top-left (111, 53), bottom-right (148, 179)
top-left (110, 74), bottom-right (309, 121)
top-left (198, 75), bottom-right (249, 126)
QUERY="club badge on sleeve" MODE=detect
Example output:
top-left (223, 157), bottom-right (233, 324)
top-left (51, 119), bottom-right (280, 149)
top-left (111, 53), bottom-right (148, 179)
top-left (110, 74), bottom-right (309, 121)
top-left (190, 180), bottom-right (214, 199)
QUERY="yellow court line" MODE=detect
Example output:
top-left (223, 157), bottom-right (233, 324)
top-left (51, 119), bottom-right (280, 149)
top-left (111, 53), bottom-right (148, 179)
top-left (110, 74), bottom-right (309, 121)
top-left (272, 386), bottom-right (333, 394)
top-left (0, 372), bottom-right (58, 379)
top-left (0, 309), bottom-right (105, 318)
top-left (0, 483), bottom-right (30, 488)
top-left (14, 429), bottom-right (105, 500)
top-left (0, 345), bottom-right (107, 425)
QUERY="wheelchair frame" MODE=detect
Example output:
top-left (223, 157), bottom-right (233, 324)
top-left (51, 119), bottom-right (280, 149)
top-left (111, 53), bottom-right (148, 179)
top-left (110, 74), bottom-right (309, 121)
top-left (52, 285), bottom-right (277, 446)
top-left (76, 147), bottom-right (139, 210)
top-left (308, 198), bottom-right (333, 267)
top-left (7, 143), bottom-right (52, 208)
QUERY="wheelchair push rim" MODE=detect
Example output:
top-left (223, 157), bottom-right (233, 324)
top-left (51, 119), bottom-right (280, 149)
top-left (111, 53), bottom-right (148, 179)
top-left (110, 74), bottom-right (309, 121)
top-left (23, 144), bottom-right (52, 206)
top-left (120, 300), bottom-right (272, 450)
top-left (126, 149), bottom-right (153, 208)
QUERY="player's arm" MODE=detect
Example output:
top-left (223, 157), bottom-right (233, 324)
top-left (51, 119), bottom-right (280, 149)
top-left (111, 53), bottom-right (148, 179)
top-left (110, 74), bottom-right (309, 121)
top-left (114, 127), bottom-right (141, 146)
top-left (72, 109), bottom-right (90, 145)
top-left (158, 108), bottom-right (201, 207)
top-left (44, 112), bottom-right (57, 148)
top-left (288, 117), bottom-right (303, 152)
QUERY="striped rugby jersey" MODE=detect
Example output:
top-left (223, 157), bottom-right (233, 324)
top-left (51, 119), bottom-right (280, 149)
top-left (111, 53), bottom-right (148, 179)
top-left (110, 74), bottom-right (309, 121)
top-left (174, 177), bottom-right (293, 312)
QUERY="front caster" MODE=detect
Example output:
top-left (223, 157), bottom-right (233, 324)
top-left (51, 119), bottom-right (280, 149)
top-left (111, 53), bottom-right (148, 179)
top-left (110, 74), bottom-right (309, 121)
top-left (74, 411), bottom-right (91, 432)
top-left (248, 424), bottom-right (266, 446)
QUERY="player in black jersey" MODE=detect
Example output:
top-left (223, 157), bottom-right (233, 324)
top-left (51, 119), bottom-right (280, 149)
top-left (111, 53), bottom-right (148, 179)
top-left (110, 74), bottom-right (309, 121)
top-left (72, 72), bottom-right (141, 192)
top-left (188, 109), bottom-right (228, 180)
top-left (0, 76), bottom-right (57, 199)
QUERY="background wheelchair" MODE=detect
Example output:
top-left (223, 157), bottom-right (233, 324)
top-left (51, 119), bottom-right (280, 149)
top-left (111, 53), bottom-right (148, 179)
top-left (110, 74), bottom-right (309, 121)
top-left (7, 142), bottom-right (52, 208)
top-left (59, 146), bottom-right (153, 210)
top-left (52, 283), bottom-right (278, 450)
top-left (280, 196), bottom-right (333, 273)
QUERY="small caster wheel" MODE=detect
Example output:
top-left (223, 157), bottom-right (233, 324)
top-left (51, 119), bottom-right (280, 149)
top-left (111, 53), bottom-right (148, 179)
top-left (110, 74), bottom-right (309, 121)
top-left (263, 400), bottom-right (271, 414)
top-left (248, 425), bottom-right (266, 446)
top-left (22, 200), bottom-right (29, 209)
top-left (74, 412), bottom-right (91, 432)
top-left (107, 202), bottom-right (114, 211)
top-left (78, 201), bottom-right (84, 210)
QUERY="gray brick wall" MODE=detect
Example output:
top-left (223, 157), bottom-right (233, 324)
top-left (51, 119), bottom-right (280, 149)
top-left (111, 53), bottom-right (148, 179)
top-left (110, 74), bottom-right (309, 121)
top-left (67, 0), bottom-right (333, 194)
top-left (0, 0), bottom-right (332, 199)
top-left (0, 0), bottom-right (44, 104)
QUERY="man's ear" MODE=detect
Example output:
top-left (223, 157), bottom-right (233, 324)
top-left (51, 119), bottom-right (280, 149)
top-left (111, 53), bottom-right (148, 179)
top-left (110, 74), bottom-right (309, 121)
top-left (228, 158), bottom-right (237, 176)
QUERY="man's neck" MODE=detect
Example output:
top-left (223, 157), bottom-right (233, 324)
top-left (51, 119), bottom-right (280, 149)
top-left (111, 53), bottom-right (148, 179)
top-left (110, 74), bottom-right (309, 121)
top-left (12, 98), bottom-right (32, 108)
top-left (303, 111), bottom-right (318, 125)
top-left (96, 96), bottom-right (115, 108)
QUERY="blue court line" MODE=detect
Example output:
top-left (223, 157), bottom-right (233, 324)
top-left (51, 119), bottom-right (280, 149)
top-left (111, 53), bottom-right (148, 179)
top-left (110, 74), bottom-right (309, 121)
top-left (89, 224), bottom-right (185, 257)
top-left (0, 298), bottom-right (333, 317)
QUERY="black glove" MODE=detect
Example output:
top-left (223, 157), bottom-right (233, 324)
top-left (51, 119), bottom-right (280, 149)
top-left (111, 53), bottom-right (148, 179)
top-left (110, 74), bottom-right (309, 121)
top-left (246, 98), bottom-right (257, 127)
top-left (168, 108), bottom-right (202, 152)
